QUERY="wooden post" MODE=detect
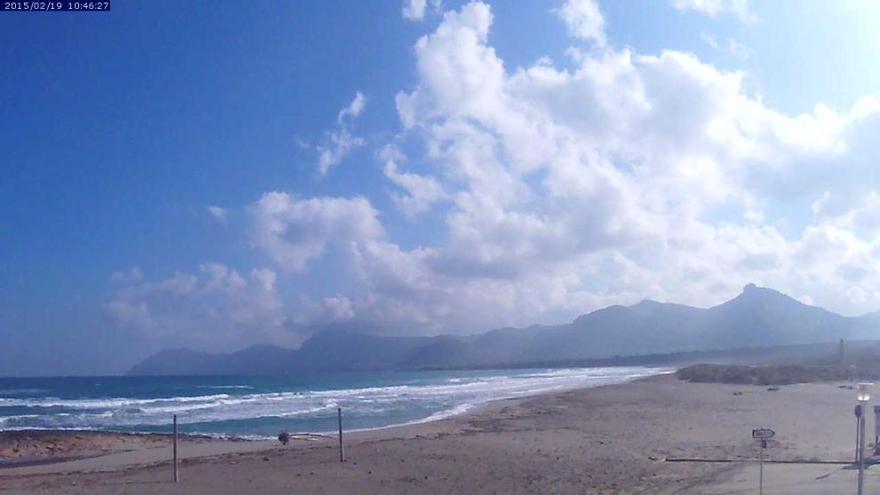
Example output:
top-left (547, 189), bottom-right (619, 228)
top-left (173, 414), bottom-right (179, 482)
top-left (337, 407), bottom-right (344, 462)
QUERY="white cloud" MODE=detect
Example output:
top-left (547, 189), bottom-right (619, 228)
top-left (249, 192), bottom-right (384, 272)
top-left (700, 32), bottom-right (750, 60)
top-left (113, 0), bottom-right (880, 345)
top-left (106, 264), bottom-right (286, 350)
top-left (673, 0), bottom-right (757, 23)
top-left (353, 0), bottom-right (880, 329)
top-left (556, 0), bottom-right (606, 46)
top-left (700, 31), bottom-right (719, 49)
top-left (315, 91), bottom-right (368, 174)
top-left (318, 295), bottom-right (356, 321)
top-left (402, 0), bottom-right (441, 21)
top-left (206, 206), bottom-right (228, 222)
top-left (402, 0), bottom-right (427, 21)
top-left (204, 1), bottom-right (880, 336)
top-left (337, 91), bottom-right (367, 123)
top-left (380, 145), bottom-right (448, 217)
top-left (317, 130), bottom-right (365, 174)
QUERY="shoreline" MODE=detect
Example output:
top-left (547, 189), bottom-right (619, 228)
top-left (0, 370), bottom-right (665, 477)
top-left (0, 367), bottom-right (668, 455)
top-left (3, 373), bottom-right (874, 493)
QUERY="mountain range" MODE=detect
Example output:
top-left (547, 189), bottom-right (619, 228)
top-left (129, 284), bottom-right (880, 375)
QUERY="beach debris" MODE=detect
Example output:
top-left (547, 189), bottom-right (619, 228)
top-left (732, 391), bottom-right (743, 396)
top-left (278, 431), bottom-right (290, 445)
top-left (766, 386), bottom-right (780, 392)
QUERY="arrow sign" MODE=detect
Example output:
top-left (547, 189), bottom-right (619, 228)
top-left (752, 428), bottom-right (775, 440)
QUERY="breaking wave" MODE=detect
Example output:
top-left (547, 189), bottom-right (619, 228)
top-left (0, 367), bottom-right (661, 436)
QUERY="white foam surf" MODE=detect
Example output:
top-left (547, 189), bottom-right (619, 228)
top-left (0, 367), bottom-right (663, 434)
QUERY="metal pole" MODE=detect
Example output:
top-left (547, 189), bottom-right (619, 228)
top-left (337, 407), bottom-right (344, 463)
top-left (173, 414), bottom-right (179, 483)
top-left (874, 405), bottom-right (880, 455)
top-left (859, 412), bottom-right (866, 495)
top-left (758, 441), bottom-right (764, 495)
top-left (857, 409), bottom-right (862, 464)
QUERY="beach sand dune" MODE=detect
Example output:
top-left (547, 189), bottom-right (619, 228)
top-left (1, 374), bottom-right (878, 494)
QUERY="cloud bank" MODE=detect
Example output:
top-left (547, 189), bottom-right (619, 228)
top-left (108, 1), bottom-right (880, 349)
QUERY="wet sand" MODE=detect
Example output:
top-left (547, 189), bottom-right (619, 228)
top-left (1, 374), bottom-right (878, 494)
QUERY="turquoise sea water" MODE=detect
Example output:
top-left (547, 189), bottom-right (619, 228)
top-left (0, 367), bottom-right (661, 439)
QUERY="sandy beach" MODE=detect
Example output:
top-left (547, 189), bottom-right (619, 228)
top-left (1, 374), bottom-right (878, 494)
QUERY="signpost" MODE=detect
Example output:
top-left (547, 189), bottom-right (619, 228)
top-left (857, 383), bottom-right (872, 495)
top-left (752, 428), bottom-right (775, 495)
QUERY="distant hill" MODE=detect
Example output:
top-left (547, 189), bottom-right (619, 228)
top-left (129, 284), bottom-right (880, 376)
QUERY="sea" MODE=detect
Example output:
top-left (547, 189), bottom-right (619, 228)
top-left (0, 367), bottom-right (662, 439)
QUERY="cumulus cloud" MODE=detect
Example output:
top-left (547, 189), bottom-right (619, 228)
top-left (337, 0), bottom-right (880, 329)
top-left (240, 0), bottom-right (880, 337)
top-left (111, 0), bottom-right (880, 345)
top-left (380, 145), bottom-right (448, 217)
top-left (673, 0), bottom-right (757, 23)
top-left (556, 0), bottom-right (606, 46)
top-left (248, 192), bottom-right (384, 272)
top-left (106, 264), bottom-right (286, 350)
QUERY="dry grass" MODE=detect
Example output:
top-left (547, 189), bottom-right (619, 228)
top-left (675, 364), bottom-right (850, 385)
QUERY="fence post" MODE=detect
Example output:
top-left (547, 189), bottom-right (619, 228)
top-left (173, 414), bottom-right (179, 482)
top-left (338, 407), bottom-right (345, 462)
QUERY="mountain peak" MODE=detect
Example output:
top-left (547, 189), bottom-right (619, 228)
top-left (634, 299), bottom-right (661, 307)
top-left (735, 283), bottom-right (790, 302)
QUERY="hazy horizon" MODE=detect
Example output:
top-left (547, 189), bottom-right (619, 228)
top-left (5, 0), bottom-right (880, 376)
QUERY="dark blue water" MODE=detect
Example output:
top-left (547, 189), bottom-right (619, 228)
top-left (0, 367), bottom-right (660, 438)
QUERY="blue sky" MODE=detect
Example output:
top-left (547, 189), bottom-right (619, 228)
top-left (3, 0), bottom-right (880, 375)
